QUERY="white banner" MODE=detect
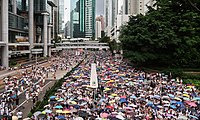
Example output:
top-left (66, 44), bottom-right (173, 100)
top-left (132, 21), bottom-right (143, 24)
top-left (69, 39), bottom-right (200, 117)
top-left (90, 63), bottom-right (98, 88)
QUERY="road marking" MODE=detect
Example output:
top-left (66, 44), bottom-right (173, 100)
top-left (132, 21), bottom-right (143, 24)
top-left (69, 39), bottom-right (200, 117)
top-left (11, 81), bottom-right (52, 113)
top-left (12, 100), bottom-right (26, 113)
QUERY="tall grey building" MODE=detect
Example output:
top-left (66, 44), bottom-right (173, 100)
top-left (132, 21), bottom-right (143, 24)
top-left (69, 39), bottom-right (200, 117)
top-left (65, 21), bottom-right (70, 38)
top-left (58, 0), bottom-right (64, 35)
top-left (0, 0), bottom-right (58, 68)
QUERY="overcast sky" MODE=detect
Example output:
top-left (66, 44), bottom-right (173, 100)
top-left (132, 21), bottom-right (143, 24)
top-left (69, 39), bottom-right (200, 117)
top-left (64, 0), bottom-right (104, 23)
top-left (96, 0), bottom-right (104, 16)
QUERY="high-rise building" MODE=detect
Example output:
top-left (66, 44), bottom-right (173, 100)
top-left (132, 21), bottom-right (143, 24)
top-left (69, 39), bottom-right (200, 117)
top-left (104, 0), bottom-right (154, 42)
top-left (65, 21), bottom-right (70, 38)
top-left (58, 0), bottom-right (64, 36)
top-left (85, 0), bottom-right (96, 38)
top-left (95, 20), bottom-right (101, 40)
top-left (0, 0), bottom-right (58, 68)
top-left (96, 15), bottom-right (105, 31)
top-left (70, 0), bottom-right (96, 39)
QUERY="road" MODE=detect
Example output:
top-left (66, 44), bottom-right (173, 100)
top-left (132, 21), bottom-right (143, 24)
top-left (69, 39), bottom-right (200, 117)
top-left (0, 60), bottom-right (67, 118)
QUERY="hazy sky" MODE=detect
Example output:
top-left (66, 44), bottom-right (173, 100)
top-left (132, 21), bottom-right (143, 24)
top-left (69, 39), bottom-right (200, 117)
top-left (64, 0), bottom-right (104, 23)
top-left (96, 0), bottom-right (104, 16)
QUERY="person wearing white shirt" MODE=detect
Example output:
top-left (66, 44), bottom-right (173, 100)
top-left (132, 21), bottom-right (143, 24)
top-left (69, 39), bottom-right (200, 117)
top-left (16, 110), bottom-right (23, 119)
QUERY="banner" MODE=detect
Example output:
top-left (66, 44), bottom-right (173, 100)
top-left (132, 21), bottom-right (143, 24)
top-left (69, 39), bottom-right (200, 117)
top-left (90, 63), bottom-right (98, 88)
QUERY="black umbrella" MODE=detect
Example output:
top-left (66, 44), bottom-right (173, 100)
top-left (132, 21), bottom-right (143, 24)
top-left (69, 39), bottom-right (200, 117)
top-left (38, 114), bottom-right (46, 118)
top-left (78, 110), bottom-right (89, 118)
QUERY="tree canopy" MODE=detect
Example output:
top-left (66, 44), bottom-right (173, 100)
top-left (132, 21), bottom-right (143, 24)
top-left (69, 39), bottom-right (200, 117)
top-left (119, 0), bottom-right (200, 67)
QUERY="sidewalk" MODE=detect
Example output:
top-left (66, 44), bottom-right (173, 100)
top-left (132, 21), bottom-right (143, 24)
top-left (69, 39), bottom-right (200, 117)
top-left (11, 69), bottom-right (68, 118)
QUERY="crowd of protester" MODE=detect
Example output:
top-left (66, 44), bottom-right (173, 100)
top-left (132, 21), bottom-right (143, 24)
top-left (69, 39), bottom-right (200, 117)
top-left (0, 50), bottom-right (83, 119)
top-left (30, 50), bottom-right (200, 120)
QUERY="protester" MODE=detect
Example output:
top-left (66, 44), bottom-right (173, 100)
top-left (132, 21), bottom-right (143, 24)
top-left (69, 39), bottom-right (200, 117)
top-left (31, 50), bottom-right (200, 120)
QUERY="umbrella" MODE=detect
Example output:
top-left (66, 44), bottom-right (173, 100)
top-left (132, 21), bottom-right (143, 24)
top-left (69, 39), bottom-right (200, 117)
top-left (129, 104), bottom-right (137, 108)
top-left (70, 101), bottom-right (77, 105)
top-left (183, 97), bottom-right (190, 101)
top-left (106, 105), bottom-right (114, 110)
top-left (43, 109), bottom-right (52, 114)
top-left (50, 96), bottom-right (57, 99)
top-left (74, 117), bottom-right (84, 120)
top-left (57, 98), bottom-right (64, 102)
top-left (74, 105), bottom-right (80, 109)
top-left (116, 115), bottom-right (125, 120)
top-left (130, 95), bottom-right (137, 99)
top-left (100, 113), bottom-right (109, 118)
top-left (120, 98), bottom-right (128, 103)
top-left (178, 116), bottom-right (188, 120)
top-left (162, 96), bottom-right (169, 99)
top-left (183, 94), bottom-right (190, 98)
top-left (120, 96), bottom-right (126, 99)
top-left (57, 115), bottom-right (65, 119)
top-left (153, 95), bottom-right (160, 99)
top-left (70, 109), bottom-right (78, 113)
top-left (78, 110), bottom-right (89, 118)
top-left (111, 93), bottom-right (118, 97)
top-left (33, 111), bottom-right (42, 117)
top-left (185, 101), bottom-right (197, 107)
top-left (56, 110), bottom-right (63, 113)
top-left (174, 97), bottom-right (182, 101)
top-left (44, 104), bottom-right (50, 108)
top-left (62, 110), bottom-right (71, 114)
top-left (192, 97), bottom-right (200, 101)
top-left (38, 114), bottom-right (46, 118)
top-left (168, 94), bottom-right (175, 98)
top-left (54, 105), bottom-right (63, 109)
top-left (189, 115), bottom-right (198, 119)
top-left (170, 105), bottom-right (176, 109)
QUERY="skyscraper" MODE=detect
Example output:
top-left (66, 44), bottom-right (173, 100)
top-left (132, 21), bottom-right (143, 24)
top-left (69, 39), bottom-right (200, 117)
top-left (104, 0), bottom-right (154, 41)
top-left (70, 0), bottom-right (96, 39)
top-left (58, 0), bottom-right (64, 35)
top-left (85, 0), bottom-right (96, 38)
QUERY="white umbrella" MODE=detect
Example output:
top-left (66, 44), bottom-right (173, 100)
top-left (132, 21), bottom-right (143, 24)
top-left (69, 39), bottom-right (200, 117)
top-left (116, 115), bottom-right (125, 120)
top-left (33, 111), bottom-right (42, 116)
top-left (178, 116), bottom-right (188, 120)
top-left (74, 117), bottom-right (84, 120)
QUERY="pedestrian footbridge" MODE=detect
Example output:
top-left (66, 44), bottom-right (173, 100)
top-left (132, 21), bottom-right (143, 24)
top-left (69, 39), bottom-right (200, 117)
top-left (52, 41), bottom-right (109, 51)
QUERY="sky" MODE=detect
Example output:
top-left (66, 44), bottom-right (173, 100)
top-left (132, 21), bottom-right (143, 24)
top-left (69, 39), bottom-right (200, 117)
top-left (64, 0), bottom-right (104, 23)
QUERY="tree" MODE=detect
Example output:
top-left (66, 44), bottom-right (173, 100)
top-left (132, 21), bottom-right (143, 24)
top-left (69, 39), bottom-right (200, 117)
top-left (119, 0), bottom-right (200, 67)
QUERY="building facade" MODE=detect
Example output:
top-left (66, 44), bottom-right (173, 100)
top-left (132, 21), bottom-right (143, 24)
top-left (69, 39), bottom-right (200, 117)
top-left (0, 0), bottom-right (58, 68)
top-left (70, 0), bottom-right (96, 39)
top-left (58, 0), bottom-right (64, 37)
top-left (95, 20), bottom-right (101, 40)
top-left (104, 0), bottom-right (154, 42)
top-left (65, 21), bottom-right (70, 39)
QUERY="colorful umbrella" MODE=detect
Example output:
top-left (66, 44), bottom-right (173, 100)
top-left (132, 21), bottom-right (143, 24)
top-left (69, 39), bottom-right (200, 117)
top-left (100, 113), bottom-right (109, 118)
top-left (56, 110), bottom-right (63, 113)
top-left (54, 105), bottom-right (63, 109)
top-left (106, 106), bottom-right (114, 110)
top-left (185, 101), bottom-right (197, 107)
top-left (62, 110), bottom-right (71, 114)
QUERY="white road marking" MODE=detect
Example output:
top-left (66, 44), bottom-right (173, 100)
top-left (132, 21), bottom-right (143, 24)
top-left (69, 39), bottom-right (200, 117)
top-left (11, 81), bottom-right (52, 113)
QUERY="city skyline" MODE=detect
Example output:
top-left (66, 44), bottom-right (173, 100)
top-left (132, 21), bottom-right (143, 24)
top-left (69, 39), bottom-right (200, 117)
top-left (64, 0), bottom-right (104, 23)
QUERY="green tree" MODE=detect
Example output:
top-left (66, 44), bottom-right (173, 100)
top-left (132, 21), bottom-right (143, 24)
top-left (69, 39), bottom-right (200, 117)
top-left (119, 0), bottom-right (200, 67)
